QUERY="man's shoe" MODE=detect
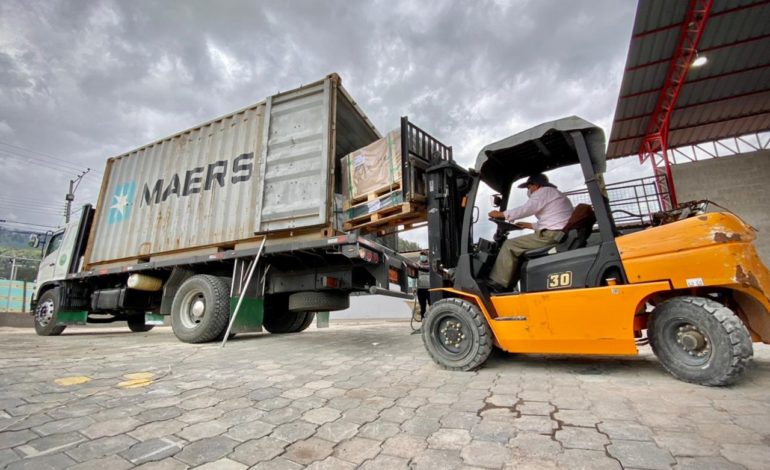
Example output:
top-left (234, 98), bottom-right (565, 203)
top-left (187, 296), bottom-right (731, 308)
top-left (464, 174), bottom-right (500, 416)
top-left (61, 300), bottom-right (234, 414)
top-left (487, 281), bottom-right (507, 293)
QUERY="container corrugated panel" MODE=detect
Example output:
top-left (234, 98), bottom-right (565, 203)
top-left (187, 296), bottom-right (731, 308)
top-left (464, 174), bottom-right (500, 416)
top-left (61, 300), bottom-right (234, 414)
top-left (86, 76), bottom-right (368, 267)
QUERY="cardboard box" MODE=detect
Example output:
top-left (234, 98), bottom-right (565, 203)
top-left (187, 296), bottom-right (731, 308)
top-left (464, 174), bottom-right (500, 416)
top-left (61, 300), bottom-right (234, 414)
top-left (341, 129), bottom-right (402, 203)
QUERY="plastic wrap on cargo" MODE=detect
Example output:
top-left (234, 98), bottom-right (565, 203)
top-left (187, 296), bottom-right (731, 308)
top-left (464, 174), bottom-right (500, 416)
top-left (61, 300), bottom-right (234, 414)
top-left (341, 129), bottom-right (402, 204)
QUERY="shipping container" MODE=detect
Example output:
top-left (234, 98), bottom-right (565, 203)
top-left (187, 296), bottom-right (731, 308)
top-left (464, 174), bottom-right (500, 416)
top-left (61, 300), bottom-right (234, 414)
top-left (86, 74), bottom-right (380, 268)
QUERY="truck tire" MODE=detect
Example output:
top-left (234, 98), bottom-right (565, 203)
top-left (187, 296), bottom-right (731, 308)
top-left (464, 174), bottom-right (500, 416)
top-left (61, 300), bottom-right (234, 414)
top-left (263, 311), bottom-right (315, 334)
top-left (288, 291), bottom-right (349, 312)
top-left (128, 315), bottom-right (154, 333)
top-left (171, 275), bottom-right (230, 343)
top-left (33, 288), bottom-right (66, 336)
top-left (421, 298), bottom-right (493, 371)
top-left (649, 296), bottom-right (753, 386)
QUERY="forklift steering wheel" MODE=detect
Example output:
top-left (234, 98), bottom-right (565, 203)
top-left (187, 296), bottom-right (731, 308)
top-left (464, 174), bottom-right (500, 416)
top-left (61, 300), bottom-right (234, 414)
top-left (488, 218), bottom-right (524, 233)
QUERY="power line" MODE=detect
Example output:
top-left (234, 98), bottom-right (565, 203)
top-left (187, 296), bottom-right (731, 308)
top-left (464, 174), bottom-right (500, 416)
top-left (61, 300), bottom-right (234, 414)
top-left (0, 219), bottom-right (57, 229)
top-left (0, 195), bottom-right (62, 206)
top-left (0, 140), bottom-right (101, 174)
top-left (0, 146), bottom-right (103, 178)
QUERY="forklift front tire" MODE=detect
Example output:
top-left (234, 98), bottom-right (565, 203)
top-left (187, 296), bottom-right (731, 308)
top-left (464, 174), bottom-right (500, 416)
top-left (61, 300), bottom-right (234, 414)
top-left (649, 296), bottom-right (753, 386)
top-left (422, 298), bottom-right (493, 371)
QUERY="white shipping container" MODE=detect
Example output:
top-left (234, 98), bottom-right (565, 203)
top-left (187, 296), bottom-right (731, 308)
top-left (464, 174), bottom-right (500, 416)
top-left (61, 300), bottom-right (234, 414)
top-left (85, 74), bottom-right (379, 268)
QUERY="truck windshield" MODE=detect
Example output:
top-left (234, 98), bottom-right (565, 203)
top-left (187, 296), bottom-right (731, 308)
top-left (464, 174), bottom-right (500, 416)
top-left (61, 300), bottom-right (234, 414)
top-left (46, 232), bottom-right (64, 257)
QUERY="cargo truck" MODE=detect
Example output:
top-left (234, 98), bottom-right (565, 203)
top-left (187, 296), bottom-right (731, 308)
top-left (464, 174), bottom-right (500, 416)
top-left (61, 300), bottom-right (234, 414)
top-left (30, 74), bottom-right (442, 342)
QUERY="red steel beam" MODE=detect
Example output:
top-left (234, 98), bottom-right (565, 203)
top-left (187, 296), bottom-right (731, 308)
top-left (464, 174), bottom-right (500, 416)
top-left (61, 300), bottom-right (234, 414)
top-left (639, 0), bottom-right (714, 208)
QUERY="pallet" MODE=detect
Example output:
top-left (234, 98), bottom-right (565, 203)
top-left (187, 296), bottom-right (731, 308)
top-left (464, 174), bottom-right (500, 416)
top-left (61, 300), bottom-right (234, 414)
top-left (343, 202), bottom-right (426, 232)
top-left (344, 181), bottom-right (402, 209)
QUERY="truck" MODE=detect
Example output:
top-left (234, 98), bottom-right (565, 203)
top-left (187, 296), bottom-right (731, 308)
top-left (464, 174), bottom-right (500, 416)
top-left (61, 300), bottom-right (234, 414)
top-left (30, 74), bottom-right (437, 342)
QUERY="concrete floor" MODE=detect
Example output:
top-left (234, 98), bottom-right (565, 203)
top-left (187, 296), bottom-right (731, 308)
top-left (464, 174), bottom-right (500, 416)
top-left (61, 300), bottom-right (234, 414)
top-left (1, 322), bottom-right (769, 469)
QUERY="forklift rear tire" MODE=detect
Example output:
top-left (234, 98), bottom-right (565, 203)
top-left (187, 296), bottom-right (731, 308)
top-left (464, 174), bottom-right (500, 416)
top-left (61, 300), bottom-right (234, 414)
top-left (171, 275), bottom-right (230, 343)
top-left (33, 289), bottom-right (66, 336)
top-left (422, 298), bottom-right (493, 371)
top-left (649, 296), bottom-right (753, 386)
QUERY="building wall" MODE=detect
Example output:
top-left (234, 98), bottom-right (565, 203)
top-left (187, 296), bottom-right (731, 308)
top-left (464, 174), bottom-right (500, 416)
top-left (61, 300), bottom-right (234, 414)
top-left (671, 150), bottom-right (770, 265)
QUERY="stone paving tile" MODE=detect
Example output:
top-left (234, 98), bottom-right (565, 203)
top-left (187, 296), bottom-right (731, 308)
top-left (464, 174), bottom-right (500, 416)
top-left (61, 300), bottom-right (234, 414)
top-left (0, 448), bottom-right (20, 468)
top-left (175, 420), bottom-right (230, 441)
top-left (555, 426), bottom-right (610, 450)
top-left (554, 449), bottom-right (622, 470)
top-left (461, 440), bottom-right (512, 468)
top-left (652, 431), bottom-right (719, 457)
top-left (4, 452), bottom-right (77, 470)
top-left (230, 436), bottom-right (288, 466)
top-left (250, 456), bottom-right (304, 469)
top-left (357, 419), bottom-right (401, 440)
top-left (509, 433), bottom-right (563, 460)
top-left (674, 455), bottom-right (747, 470)
top-left (427, 428), bottom-right (472, 450)
top-left (410, 448), bottom-right (464, 470)
top-left (333, 436), bottom-right (381, 464)
top-left (65, 434), bottom-right (137, 462)
top-left (720, 443), bottom-right (770, 470)
top-left (282, 436), bottom-right (335, 465)
top-left (195, 457), bottom-right (247, 469)
top-left (314, 419), bottom-right (360, 443)
top-left (301, 407), bottom-right (341, 425)
top-left (128, 419), bottom-right (186, 441)
top-left (13, 432), bottom-right (86, 458)
top-left (607, 439), bottom-right (676, 470)
top-left (226, 419), bottom-right (274, 442)
top-left (66, 455), bottom-right (134, 470)
top-left (271, 420), bottom-right (317, 444)
top-left (359, 453), bottom-right (410, 469)
top-left (119, 436), bottom-right (185, 465)
top-left (174, 435), bottom-right (239, 466)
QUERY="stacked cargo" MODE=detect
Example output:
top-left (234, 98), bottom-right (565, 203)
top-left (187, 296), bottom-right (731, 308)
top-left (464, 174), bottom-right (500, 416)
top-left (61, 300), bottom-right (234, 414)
top-left (340, 128), bottom-right (427, 233)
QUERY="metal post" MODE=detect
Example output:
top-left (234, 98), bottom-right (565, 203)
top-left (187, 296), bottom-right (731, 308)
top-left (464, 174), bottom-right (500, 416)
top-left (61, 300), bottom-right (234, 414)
top-left (64, 169), bottom-right (90, 224)
top-left (10, 257), bottom-right (17, 281)
top-left (221, 237), bottom-right (267, 348)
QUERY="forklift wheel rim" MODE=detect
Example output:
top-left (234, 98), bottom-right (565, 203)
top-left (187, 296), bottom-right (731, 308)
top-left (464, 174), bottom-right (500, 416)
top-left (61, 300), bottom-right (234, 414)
top-left (430, 311), bottom-right (473, 360)
top-left (663, 318), bottom-right (713, 366)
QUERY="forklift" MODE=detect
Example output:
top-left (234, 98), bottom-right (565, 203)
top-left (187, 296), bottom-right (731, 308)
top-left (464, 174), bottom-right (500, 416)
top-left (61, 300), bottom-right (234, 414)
top-left (413, 115), bottom-right (770, 386)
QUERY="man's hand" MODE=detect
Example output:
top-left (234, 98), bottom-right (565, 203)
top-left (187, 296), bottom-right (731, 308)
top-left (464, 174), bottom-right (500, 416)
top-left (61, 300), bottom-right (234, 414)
top-left (515, 221), bottom-right (533, 230)
top-left (488, 210), bottom-right (505, 220)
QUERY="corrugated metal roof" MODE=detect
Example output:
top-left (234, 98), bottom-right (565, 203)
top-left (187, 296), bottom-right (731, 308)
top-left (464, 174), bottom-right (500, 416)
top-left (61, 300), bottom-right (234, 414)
top-left (607, 0), bottom-right (770, 158)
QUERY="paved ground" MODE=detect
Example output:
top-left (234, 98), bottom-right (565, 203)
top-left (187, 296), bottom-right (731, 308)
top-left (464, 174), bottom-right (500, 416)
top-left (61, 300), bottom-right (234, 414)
top-left (1, 322), bottom-right (769, 470)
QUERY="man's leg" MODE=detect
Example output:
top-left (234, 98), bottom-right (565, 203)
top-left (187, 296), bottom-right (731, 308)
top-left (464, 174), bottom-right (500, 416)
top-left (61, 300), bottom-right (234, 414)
top-left (489, 232), bottom-right (562, 288)
top-left (417, 289), bottom-right (429, 318)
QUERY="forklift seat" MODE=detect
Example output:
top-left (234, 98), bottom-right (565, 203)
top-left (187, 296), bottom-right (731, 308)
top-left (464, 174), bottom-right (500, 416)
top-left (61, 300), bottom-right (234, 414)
top-left (521, 204), bottom-right (596, 260)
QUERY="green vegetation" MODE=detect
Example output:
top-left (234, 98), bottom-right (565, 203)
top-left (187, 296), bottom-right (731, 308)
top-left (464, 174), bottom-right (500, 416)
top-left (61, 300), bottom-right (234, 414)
top-left (397, 237), bottom-right (422, 252)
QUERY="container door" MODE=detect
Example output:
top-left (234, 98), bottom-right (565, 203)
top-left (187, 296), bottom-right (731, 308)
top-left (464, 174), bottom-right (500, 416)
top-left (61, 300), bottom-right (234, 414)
top-left (255, 81), bottom-right (332, 233)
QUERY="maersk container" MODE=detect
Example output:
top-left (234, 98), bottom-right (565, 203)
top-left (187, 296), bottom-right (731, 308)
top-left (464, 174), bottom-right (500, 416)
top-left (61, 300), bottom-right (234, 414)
top-left (85, 74), bottom-right (380, 269)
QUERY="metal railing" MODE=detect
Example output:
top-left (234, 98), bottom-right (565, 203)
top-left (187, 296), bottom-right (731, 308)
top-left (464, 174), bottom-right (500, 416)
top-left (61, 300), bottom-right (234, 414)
top-left (565, 176), bottom-right (668, 227)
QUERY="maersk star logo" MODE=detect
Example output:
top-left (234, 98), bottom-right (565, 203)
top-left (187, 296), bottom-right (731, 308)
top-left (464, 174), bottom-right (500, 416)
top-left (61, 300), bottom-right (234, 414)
top-left (108, 181), bottom-right (136, 224)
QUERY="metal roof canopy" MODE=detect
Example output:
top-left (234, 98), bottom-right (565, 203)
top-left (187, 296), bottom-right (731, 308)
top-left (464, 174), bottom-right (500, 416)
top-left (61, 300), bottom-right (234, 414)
top-left (607, 0), bottom-right (770, 206)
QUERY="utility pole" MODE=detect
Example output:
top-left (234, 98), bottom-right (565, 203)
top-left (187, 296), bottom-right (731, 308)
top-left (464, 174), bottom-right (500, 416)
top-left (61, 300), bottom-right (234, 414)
top-left (65, 169), bottom-right (90, 223)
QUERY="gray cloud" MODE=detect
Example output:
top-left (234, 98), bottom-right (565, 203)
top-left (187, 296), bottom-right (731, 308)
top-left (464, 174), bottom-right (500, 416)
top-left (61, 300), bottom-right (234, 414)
top-left (0, 0), bottom-right (643, 236)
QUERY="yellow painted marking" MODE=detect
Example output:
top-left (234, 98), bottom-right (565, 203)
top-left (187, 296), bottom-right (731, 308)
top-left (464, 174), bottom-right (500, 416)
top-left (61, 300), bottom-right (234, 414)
top-left (54, 376), bottom-right (91, 386)
top-left (117, 378), bottom-right (154, 389)
top-left (123, 372), bottom-right (155, 380)
top-left (117, 371), bottom-right (155, 389)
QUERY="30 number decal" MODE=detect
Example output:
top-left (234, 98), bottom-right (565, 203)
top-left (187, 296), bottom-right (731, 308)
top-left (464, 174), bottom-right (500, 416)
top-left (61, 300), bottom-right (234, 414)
top-left (547, 271), bottom-right (572, 289)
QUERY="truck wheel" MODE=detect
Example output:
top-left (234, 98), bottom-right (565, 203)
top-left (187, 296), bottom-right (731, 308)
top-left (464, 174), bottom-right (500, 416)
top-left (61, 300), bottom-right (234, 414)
top-left (263, 311), bottom-right (315, 334)
top-left (128, 315), bottom-right (154, 333)
top-left (33, 289), bottom-right (66, 336)
top-left (421, 298), bottom-right (493, 371)
top-left (171, 275), bottom-right (230, 343)
top-left (649, 296), bottom-right (753, 386)
top-left (288, 291), bottom-right (349, 312)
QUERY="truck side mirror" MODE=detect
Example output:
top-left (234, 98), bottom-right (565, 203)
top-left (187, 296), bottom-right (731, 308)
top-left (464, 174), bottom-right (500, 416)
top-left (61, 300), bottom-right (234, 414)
top-left (28, 234), bottom-right (40, 248)
top-left (491, 194), bottom-right (503, 207)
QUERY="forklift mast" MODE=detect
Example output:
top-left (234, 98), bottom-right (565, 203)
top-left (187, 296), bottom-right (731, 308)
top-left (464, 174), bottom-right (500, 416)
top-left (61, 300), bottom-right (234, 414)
top-left (400, 117), bottom-right (470, 295)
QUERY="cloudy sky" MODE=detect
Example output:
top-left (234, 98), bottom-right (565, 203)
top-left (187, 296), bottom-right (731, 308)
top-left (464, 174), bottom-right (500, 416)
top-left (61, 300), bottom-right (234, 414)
top-left (0, 0), bottom-right (646, 241)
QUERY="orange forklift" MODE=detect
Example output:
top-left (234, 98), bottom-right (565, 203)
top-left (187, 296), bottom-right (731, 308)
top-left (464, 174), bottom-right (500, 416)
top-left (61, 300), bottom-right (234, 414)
top-left (416, 116), bottom-right (770, 386)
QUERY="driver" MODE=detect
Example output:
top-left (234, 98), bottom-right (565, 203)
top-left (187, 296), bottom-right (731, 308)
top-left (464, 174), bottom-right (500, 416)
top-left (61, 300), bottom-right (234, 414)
top-left (487, 173), bottom-right (573, 291)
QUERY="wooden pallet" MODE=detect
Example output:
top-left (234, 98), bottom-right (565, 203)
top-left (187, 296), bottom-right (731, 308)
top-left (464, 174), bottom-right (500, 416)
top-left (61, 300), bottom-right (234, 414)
top-left (344, 181), bottom-right (402, 209)
top-left (343, 202), bottom-right (426, 232)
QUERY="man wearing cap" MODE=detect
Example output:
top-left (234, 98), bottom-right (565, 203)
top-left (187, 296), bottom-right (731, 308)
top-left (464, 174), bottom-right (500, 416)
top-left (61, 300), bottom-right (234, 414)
top-left (487, 173), bottom-right (573, 291)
